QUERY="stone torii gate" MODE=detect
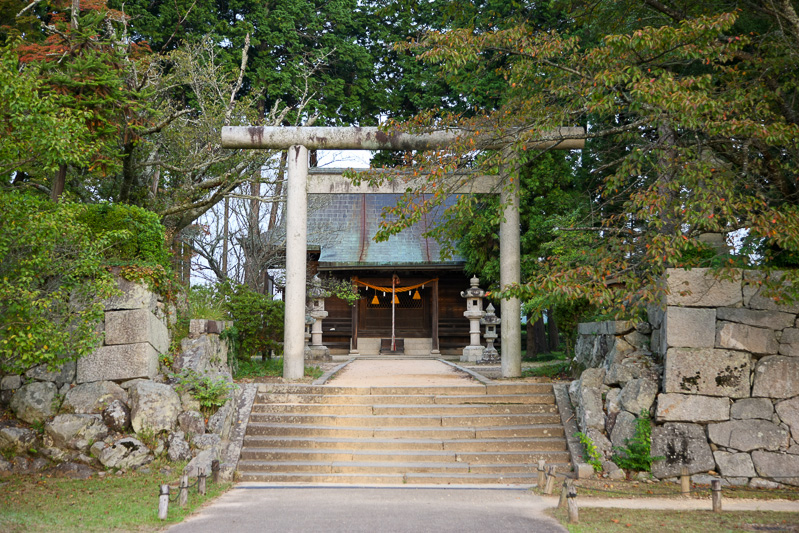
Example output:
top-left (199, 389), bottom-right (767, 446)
top-left (221, 126), bottom-right (584, 380)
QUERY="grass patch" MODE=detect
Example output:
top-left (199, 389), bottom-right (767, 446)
top-left (0, 464), bottom-right (230, 532)
top-left (522, 361), bottom-right (571, 379)
top-left (547, 507), bottom-right (799, 532)
top-left (233, 356), bottom-right (323, 380)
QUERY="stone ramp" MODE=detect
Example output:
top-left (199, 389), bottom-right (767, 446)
top-left (237, 382), bottom-right (570, 484)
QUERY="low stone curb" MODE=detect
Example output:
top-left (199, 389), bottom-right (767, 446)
top-left (437, 359), bottom-right (493, 385)
top-left (313, 358), bottom-right (356, 385)
top-left (220, 383), bottom-right (257, 482)
top-left (553, 383), bottom-right (593, 479)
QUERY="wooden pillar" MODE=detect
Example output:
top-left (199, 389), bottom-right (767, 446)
top-left (432, 279), bottom-right (440, 353)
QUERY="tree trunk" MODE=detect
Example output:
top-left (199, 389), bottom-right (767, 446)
top-left (118, 141), bottom-right (136, 204)
top-left (526, 315), bottom-right (536, 359)
top-left (51, 164), bottom-right (66, 202)
top-left (268, 151), bottom-right (288, 231)
top-left (547, 308), bottom-right (560, 352)
top-left (243, 178), bottom-right (262, 292)
top-left (533, 317), bottom-right (547, 355)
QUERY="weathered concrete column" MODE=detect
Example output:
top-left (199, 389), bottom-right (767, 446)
top-left (283, 145), bottom-right (308, 380)
top-left (500, 149), bottom-right (521, 377)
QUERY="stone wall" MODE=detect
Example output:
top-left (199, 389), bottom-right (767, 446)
top-left (569, 268), bottom-right (799, 487)
top-left (0, 280), bottom-right (240, 480)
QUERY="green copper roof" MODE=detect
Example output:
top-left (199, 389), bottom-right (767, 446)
top-left (308, 194), bottom-right (464, 267)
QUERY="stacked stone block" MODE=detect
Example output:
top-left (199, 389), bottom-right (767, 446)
top-left (652, 268), bottom-right (799, 486)
top-left (76, 277), bottom-right (170, 383)
top-left (569, 268), bottom-right (799, 486)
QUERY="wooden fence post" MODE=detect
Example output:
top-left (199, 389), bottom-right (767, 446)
top-left (179, 475), bottom-right (189, 508)
top-left (537, 460), bottom-right (546, 489)
top-left (198, 468), bottom-right (207, 496)
top-left (544, 466), bottom-right (556, 495)
top-left (212, 460), bottom-right (220, 484)
top-left (680, 467), bottom-right (691, 496)
top-left (558, 479), bottom-right (572, 509)
top-left (158, 484), bottom-right (169, 520)
top-left (567, 485), bottom-right (579, 524)
top-left (711, 480), bottom-right (722, 513)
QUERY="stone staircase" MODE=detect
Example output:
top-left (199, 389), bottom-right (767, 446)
top-left (237, 382), bottom-right (570, 484)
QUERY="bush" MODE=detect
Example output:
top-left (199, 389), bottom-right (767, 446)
top-left (77, 202), bottom-right (171, 270)
top-left (171, 368), bottom-right (235, 416)
top-left (0, 190), bottom-right (119, 373)
top-left (188, 284), bottom-right (227, 320)
top-left (612, 410), bottom-right (663, 472)
top-left (223, 282), bottom-right (284, 360)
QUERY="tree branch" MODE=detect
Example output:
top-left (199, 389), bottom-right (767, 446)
top-left (140, 108), bottom-right (193, 135)
top-left (224, 33), bottom-right (250, 127)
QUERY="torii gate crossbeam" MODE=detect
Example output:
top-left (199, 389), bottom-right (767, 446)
top-left (221, 126), bottom-right (584, 380)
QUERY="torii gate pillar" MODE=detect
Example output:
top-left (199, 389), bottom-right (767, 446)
top-left (222, 126), bottom-right (584, 380)
top-left (283, 145), bottom-right (309, 380)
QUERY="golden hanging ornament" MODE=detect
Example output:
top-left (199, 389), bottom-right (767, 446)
top-left (392, 294), bottom-right (400, 304)
top-left (413, 290), bottom-right (421, 300)
top-left (371, 294), bottom-right (379, 305)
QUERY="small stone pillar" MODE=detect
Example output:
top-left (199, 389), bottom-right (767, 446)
top-left (460, 276), bottom-right (486, 362)
top-left (308, 275), bottom-right (331, 361)
top-left (480, 303), bottom-right (501, 364)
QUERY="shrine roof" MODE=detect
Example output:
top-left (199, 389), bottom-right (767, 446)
top-left (307, 194), bottom-right (465, 269)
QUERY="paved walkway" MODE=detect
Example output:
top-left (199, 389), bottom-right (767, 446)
top-left (327, 359), bottom-right (479, 386)
top-left (167, 485), bottom-right (567, 533)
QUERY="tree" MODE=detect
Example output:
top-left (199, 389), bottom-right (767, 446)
top-left (373, 0), bottom-right (799, 317)
top-left (0, 42), bottom-right (94, 184)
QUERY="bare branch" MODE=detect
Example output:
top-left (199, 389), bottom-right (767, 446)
top-left (140, 108), bottom-right (193, 135)
top-left (224, 33), bottom-right (250, 127)
top-left (16, 0), bottom-right (45, 17)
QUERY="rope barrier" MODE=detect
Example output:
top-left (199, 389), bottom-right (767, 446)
top-left (354, 278), bottom-right (438, 293)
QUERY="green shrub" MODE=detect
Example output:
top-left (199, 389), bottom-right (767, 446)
top-left (77, 202), bottom-right (171, 270)
top-left (612, 410), bottom-right (663, 472)
top-left (172, 368), bottom-right (235, 417)
top-left (576, 431), bottom-right (603, 473)
top-left (223, 282), bottom-right (284, 360)
top-left (0, 190), bottom-right (119, 373)
top-left (188, 284), bottom-right (227, 320)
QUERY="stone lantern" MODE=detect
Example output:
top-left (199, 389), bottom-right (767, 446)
top-left (308, 275), bottom-right (331, 361)
top-left (304, 311), bottom-right (315, 359)
top-left (460, 276), bottom-right (486, 362)
top-left (479, 303), bottom-right (501, 364)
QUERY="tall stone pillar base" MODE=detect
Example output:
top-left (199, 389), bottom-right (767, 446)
top-left (308, 345), bottom-right (331, 361)
top-left (461, 346), bottom-right (485, 363)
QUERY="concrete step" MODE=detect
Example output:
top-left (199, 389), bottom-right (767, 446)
top-left (236, 472), bottom-right (545, 484)
top-left (240, 448), bottom-right (459, 463)
top-left (256, 383), bottom-right (552, 395)
top-left (252, 402), bottom-right (558, 416)
top-left (243, 436), bottom-right (449, 451)
top-left (239, 447), bottom-right (572, 465)
top-left (238, 460), bottom-right (473, 475)
top-left (248, 412), bottom-right (562, 427)
top-left (242, 435), bottom-right (568, 452)
top-left (256, 393), bottom-right (555, 405)
top-left (372, 403), bottom-right (558, 415)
